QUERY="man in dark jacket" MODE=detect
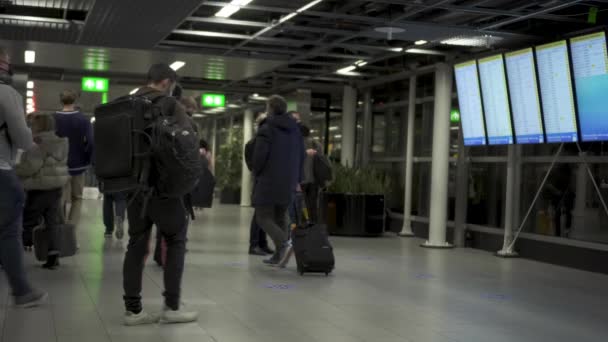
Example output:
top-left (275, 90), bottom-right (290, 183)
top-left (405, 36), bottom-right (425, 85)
top-left (122, 64), bottom-right (198, 326)
top-left (252, 95), bottom-right (305, 267)
top-left (54, 90), bottom-right (93, 229)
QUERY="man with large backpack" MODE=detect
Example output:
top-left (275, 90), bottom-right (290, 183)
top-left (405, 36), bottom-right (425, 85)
top-left (94, 64), bottom-right (201, 325)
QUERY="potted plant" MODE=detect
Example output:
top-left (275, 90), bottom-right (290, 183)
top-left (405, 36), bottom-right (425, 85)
top-left (215, 128), bottom-right (243, 204)
top-left (320, 164), bottom-right (391, 237)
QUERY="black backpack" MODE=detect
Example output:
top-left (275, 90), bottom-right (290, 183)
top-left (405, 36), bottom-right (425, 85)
top-left (313, 154), bottom-right (333, 187)
top-left (94, 92), bottom-right (202, 198)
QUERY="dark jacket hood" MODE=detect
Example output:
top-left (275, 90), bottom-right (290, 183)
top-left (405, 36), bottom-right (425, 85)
top-left (267, 113), bottom-right (297, 132)
top-left (0, 72), bottom-right (12, 85)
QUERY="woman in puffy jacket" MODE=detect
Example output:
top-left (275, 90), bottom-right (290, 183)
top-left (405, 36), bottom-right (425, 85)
top-left (16, 112), bottom-right (68, 269)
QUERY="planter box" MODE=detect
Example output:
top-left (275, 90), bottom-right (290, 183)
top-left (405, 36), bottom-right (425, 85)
top-left (321, 193), bottom-right (385, 237)
top-left (220, 188), bottom-right (241, 204)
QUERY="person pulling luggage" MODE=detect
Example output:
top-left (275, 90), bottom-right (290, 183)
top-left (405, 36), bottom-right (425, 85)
top-left (16, 113), bottom-right (69, 269)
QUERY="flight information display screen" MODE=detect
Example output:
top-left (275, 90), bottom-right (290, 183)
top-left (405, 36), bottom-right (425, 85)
top-left (454, 60), bottom-right (487, 146)
top-left (478, 54), bottom-right (514, 145)
top-left (535, 40), bottom-right (579, 143)
top-left (571, 31), bottom-right (608, 142)
top-left (505, 48), bottom-right (545, 144)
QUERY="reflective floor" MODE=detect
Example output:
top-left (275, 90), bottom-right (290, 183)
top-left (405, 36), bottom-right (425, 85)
top-left (2, 200), bottom-right (608, 342)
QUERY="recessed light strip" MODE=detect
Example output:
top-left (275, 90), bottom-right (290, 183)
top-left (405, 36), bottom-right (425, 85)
top-left (215, 0), bottom-right (253, 18)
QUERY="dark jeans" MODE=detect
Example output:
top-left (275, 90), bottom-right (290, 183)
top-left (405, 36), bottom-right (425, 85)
top-left (123, 195), bottom-right (189, 312)
top-left (255, 205), bottom-right (288, 250)
top-left (103, 192), bottom-right (127, 233)
top-left (23, 189), bottom-right (63, 255)
top-left (249, 213), bottom-right (269, 249)
top-left (0, 169), bottom-right (33, 297)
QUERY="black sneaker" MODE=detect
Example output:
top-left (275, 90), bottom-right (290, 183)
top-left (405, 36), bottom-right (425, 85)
top-left (249, 247), bottom-right (267, 256)
top-left (42, 254), bottom-right (60, 270)
top-left (263, 253), bottom-right (281, 265)
top-left (260, 246), bottom-right (275, 255)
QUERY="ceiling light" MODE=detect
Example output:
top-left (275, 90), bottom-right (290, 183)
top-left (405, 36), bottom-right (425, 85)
top-left (130, 88), bottom-right (139, 95)
top-left (334, 134), bottom-right (342, 139)
top-left (26, 81), bottom-right (34, 89)
top-left (354, 60), bottom-right (368, 67)
top-left (389, 47), bottom-right (404, 53)
top-left (215, 0), bottom-right (253, 18)
top-left (336, 65), bottom-right (356, 74)
top-left (24, 50), bottom-right (35, 64)
top-left (170, 61), bottom-right (186, 71)
top-left (26, 98), bottom-right (34, 105)
top-left (415, 40), bottom-right (428, 45)
top-left (406, 48), bottom-right (447, 56)
top-left (253, 93), bottom-right (259, 97)
top-left (26, 90), bottom-right (34, 97)
top-left (227, 104), bottom-right (242, 109)
top-left (279, 12), bottom-right (297, 23)
top-left (440, 35), bottom-right (503, 47)
top-left (297, 0), bottom-right (323, 12)
top-left (329, 126), bottom-right (339, 131)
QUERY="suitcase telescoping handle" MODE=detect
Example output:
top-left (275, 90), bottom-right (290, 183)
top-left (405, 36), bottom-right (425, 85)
top-left (291, 191), bottom-right (311, 231)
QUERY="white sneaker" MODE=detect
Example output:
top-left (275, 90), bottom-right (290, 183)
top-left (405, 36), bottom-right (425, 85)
top-left (115, 217), bottom-right (125, 240)
top-left (124, 310), bottom-right (160, 326)
top-left (160, 304), bottom-right (199, 324)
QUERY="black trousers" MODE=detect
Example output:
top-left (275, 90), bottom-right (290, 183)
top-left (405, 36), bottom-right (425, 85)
top-left (249, 213), bottom-right (269, 249)
top-left (22, 189), bottom-right (62, 255)
top-left (123, 194), bottom-right (189, 312)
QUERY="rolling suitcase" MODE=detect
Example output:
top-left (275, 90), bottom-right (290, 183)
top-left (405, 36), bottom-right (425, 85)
top-left (33, 223), bottom-right (77, 262)
top-left (292, 195), bottom-right (335, 276)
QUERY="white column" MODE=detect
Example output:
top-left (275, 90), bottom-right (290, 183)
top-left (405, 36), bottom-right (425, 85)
top-left (341, 85), bottom-right (357, 167)
top-left (400, 76), bottom-right (417, 237)
top-left (423, 63), bottom-right (453, 248)
top-left (361, 90), bottom-right (373, 166)
top-left (240, 108), bottom-right (254, 207)
top-left (497, 145), bottom-right (518, 256)
top-left (453, 130), bottom-right (468, 247)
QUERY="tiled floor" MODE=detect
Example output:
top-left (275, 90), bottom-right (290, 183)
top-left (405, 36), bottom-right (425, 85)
top-left (2, 200), bottom-right (608, 342)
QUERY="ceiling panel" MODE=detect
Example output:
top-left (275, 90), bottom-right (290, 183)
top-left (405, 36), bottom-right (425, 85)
top-left (1, 39), bottom-right (284, 81)
top-left (78, 0), bottom-right (203, 49)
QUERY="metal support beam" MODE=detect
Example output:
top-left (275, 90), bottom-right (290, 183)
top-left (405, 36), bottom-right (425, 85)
top-left (362, 90), bottom-right (373, 166)
top-left (240, 108), bottom-right (254, 207)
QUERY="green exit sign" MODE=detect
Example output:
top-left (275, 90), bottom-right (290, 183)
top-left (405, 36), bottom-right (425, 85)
top-left (450, 109), bottom-right (461, 123)
top-left (82, 77), bottom-right (109, 92)
top-left (202, 93), bottom-right (225, 107)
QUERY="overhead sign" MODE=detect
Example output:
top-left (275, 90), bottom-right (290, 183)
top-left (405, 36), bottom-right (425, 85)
top-left (202, 93), bottom-right (226, 107)
top-left (450, 109), bottom-right (461, 123)
top-left (82, 77), bottom-right (109, 92)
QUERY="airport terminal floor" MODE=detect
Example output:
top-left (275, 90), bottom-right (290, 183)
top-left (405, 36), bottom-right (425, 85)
top-left (1, 199), bottom-right (607, 342)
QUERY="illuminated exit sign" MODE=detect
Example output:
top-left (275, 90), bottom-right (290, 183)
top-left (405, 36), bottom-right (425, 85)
top-left (82, 77), bottom-right (109, 92)
top-left (202, 93), bottom-right (225, 107)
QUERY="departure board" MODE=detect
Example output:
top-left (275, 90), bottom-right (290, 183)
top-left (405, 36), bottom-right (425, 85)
top-left (535, 40), bottom-right (579, 143)
top-left (454, 60), bottom-right (487, 146)
top-left (478, 54), bottom-right (514, 145)
top-left (505, 48), bottom-right (545, 144)
top-left (571, 31), bottom-right (608, 142)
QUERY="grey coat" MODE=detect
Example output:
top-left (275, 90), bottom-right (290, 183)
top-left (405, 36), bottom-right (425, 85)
top-left (0, 79), bottom-right (34, 170)
top-left (16, 131), bottom-right (69, 190)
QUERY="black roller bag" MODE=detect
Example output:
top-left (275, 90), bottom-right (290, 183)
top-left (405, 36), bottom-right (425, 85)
top-left (33, 223), bottom-right (77, 262)
top-left (292, 196), bottom-right (335, 276)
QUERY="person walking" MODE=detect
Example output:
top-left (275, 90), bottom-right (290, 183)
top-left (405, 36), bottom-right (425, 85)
top-left (122, 63), bottom-right (199, 326)
top-left (103, 192), bottom-right (127, 239)
top-left (0, 47), bottom-right (47, 307)
top-left (251, 96), bottom-right (305, 267)
top-left (16, 112), bottom-right (69, 269)
top-left (54, 90), bottom-right (93, 228)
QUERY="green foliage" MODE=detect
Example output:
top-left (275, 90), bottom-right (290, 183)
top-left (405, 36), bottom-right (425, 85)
top-left (327, 163), bottom-right (392, 195)
top-left (215, 128), bottom-right (243, 191)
